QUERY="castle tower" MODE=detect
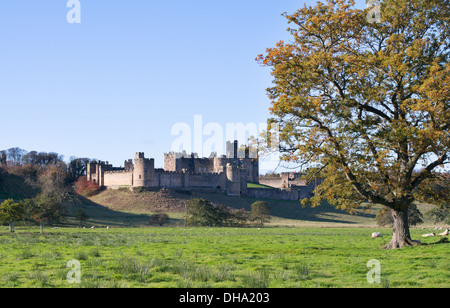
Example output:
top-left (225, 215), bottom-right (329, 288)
top-left (226, 163), bottom-right (241, 196)
top-left (86, 161), bottom-right (113, 186)
top-left (133, 152), bottom-right (155, 187)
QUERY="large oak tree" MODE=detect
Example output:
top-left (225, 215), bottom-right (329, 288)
top-left (258, 0), bottom-right (449, 249)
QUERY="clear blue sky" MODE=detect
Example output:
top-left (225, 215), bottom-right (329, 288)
top-left (0, 0), bottom-right (367, 172)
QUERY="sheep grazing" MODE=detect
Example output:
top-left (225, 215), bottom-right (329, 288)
top-left (371, 232), bottom-right (382, 238)
top-left (422, 233), bottom-right (435, 237)
top-left (439, 229), bottom-right (449, 236)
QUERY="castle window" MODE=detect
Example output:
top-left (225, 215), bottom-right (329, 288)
top-left (139, 175), bottom-right (142, 179)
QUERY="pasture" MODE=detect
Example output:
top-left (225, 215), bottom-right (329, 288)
top-left (0, 226), bottom-right (448, 288)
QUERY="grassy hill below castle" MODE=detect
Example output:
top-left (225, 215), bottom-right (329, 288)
top-left (0, 166), bottom-right (439, 228)
top-left (82, 187), bottom-right (439, 228)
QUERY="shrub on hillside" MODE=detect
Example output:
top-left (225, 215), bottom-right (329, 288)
top-left (74, 176), bottom-right (101, 197)
top-left (185, 198), bottom-right (250, 227)
top-left (149, 213), bottom-right (169, 226)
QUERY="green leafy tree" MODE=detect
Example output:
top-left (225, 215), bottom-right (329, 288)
top-left (0, 199), bottom-right (25, 232)
top-left (34, 193), bottom-right (68, 227)
top-left (75, 209), bottom-right (89, 227)
top-left (228, 208), bottom-right (250, 227)
top-left (185, 198), bottom-right (221, 227)
top-left (185, 198), bottom-right (245, 227)
top-left (249, 201), bottom-right (271, 227)
top-left (258, 0), bottom-right (449, 249)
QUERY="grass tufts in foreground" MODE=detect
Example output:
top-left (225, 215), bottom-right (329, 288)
top-left (0, 227), bottom-right (448, 288)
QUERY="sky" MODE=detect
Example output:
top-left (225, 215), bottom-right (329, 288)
top-left (0, 0), bottom-right (367, 173)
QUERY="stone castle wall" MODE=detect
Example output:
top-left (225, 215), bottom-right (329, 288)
top-left (88, 151), bottom-right (243, 195)
top-left (103, 170), bottom-right (133, 187)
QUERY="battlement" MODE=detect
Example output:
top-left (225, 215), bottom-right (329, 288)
top-left (104, 170), bottom-right (131, 175)
top-left (135, 152), bottom-right (145, 159)
top-left (163, 141), bottom-right (258, 183)
top-left (87, 140), bottom-right (256, 196)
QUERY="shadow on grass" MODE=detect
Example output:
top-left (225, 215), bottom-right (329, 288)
top-left (197, 192), bottom-right (376, 225)
top-left (421, 237), bottom-right (449, 246)
top-left (64, 194), bottom-right (184, 228)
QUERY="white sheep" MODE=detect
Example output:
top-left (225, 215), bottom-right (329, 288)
top-left (371, 232), bottom-right (382, 238)
top-left (439, 229), bottom-right (449, 236)
top-left (422, 233), bottom-right (435, 237)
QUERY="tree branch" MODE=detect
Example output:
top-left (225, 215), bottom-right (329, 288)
top-left (411, 152), bottom-right (449, 189)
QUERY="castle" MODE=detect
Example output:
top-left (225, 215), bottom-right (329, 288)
top-left (86, 141), bottom-right (258, 196)
top-left (86, 140), bottom-right (320, 200)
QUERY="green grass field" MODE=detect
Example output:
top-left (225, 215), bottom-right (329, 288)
top-left (1, 187), bottom-right (448, 288)
top-left (0, 226), bottom-right (448, 288)
top-left (247, 183), bottom-right (275, 189)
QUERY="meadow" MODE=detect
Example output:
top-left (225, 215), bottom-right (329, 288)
top-left (0, 226), bottom-right (448, 288)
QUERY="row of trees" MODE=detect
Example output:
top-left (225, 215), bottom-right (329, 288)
top-left (0, 147), bottom-right (94, 184)
top-left (0, 147), bottom-right (64, 167)
top-left (0, 199), bottom-right (92, 232)
top-left (184, 198), bottom-right (271, 227)
top-left (0, 197), bottom-right (67, 233)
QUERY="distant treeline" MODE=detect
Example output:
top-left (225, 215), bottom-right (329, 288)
top-left (0, 147), bottom-right (63, 166)
top-left (0, 147), bottom-right (95, 183)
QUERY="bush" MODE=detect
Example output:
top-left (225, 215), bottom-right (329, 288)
top-left (0, 199), bottom-right (25, 232)
top-left (185, 198), bottom-right (249, 227)
top-left (74, 176), bottom-right (101, 197)
top-left (149, 213), bottom-right (169, 226)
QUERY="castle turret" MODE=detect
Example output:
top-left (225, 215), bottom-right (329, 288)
top-left (133, 152), bottom-right (155, 187)
top-left (226, 163), bottom-right (241, 196)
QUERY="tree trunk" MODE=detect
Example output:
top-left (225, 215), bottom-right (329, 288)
top-left (383, 207), bottom-right (420, 249)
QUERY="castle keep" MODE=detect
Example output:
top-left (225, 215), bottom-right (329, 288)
top-left (86, 140), bottom-right (258, 196)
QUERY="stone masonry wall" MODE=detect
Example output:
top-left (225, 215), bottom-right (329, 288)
top-left (103, 171), bottom-right (133, 187)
